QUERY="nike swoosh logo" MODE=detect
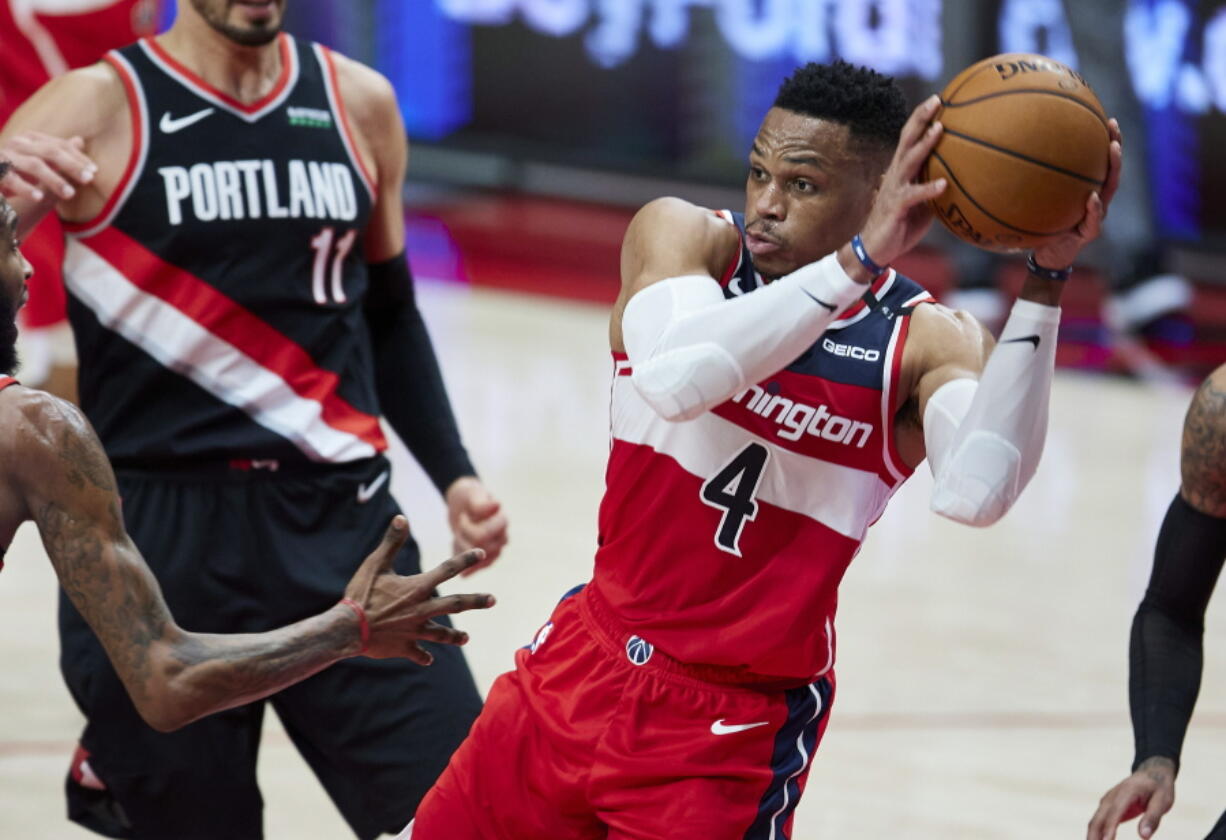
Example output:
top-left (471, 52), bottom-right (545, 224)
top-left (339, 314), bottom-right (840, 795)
top-left (801, 289), bottom-right (837, 312)
top-left (357, 470), bottom-right (390, 504)
top-left (1002, 334), bottom-right (1041, 349)
top-left (710, 719), bottom-right (770, 736)
top-left (160, 108), bottom-right (216, 134)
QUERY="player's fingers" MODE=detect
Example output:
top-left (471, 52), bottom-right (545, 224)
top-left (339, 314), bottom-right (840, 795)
top-left (459, 538), bottom-right (506, 576)
top-left (898, 120), bottom-right (943, 176)
top-left (1139, 788), bottom-right (1173, 838)
top-left (1087, 800), bottom-right (1117, 840)
top-left (0, 169), bottom-right (46, 203)
top-left (8, 151), bottom-right (77, 199)
top-left (900, 178), bottom-right (946, 209)
top-left (44, 143), bottom-right (96, 185)
top-left (1100, 140), bottom-right (1123, 209)
top-left (1108, 117), bottom-right (1122, 147)
top-left (466, 497), bottom-right (501, 521)
top-left (360, 515), bottom-right (409, 576)
top-left (897, 94), bottom-right (941, 152)
top-left (419, 592), bottom-right (497, 618)
top-left (1077, 192), bottom-right (1104, 241)
top-left (401, 641), bottom-right (433, 666)
top-left (463, 513), bottom-right (508, 547)
top-left (421, 548), bottom-right (485, 588)
top-left (413, 621), bottom-right (470, 646)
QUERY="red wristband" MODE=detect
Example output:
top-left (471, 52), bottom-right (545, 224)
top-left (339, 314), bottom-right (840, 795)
top-left (339, 597), bottom-right (370, 654)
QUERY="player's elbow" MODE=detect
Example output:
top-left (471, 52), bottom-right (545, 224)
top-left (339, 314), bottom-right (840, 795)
top-left (928, 432), bottom-right (1028, 528)
top-left (132, 691), bottom-right (191, 733)
top-left (130, 641), bottom-right (198, 732)
top-left (629, 345), bottom-right (743, 423)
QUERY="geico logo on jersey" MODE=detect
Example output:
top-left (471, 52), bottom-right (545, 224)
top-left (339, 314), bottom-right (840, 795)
top-left (731, 384), bottom-right (873, 446)
top-left (158, 159), bottom-right (359, 226)
top-left (821, 337), bottom-right (881, 362)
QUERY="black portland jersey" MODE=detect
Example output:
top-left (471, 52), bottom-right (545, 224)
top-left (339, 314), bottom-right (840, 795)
top-left (62, 33), bottom-right (386, 466)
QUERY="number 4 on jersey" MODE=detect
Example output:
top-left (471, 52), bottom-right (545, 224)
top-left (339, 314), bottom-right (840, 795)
top-left (700, 443), bottom-right (770, 556)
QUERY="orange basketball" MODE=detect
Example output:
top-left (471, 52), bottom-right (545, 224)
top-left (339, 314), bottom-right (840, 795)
top-left (922, 53), bottom-right (1110, 253)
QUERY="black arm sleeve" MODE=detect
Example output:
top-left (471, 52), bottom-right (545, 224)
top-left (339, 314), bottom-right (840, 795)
top-left (1129, 493), bottom-right (1226, 772)
top-left (364, 253), bottom-right (475, 493)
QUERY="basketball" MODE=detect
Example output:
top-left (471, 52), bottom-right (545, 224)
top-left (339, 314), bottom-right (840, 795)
top-left (922, 53), bottom-right (1111, 253)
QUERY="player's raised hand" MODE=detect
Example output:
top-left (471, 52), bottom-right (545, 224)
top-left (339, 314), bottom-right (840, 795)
top-left (0, 132), bottom-right (96, 235)
top-left (857, 94), bottom-right (947, 266)
top-left (445, 476), bottom-right (509, 575)
top-left (343, 515), bottom-right (496, 664)
top-left (1034, 118), bottom-right (1123, 271)
top-left (1087, 757), bottom-right (1176, 840)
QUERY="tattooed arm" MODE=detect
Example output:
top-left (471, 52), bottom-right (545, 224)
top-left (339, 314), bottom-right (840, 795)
top-left (1181, 367), bottom-right (1226, 518)
top-left (1088, 365), bottom-right (1226, 840)
top-left (4, 387), bottom-right (494, 732)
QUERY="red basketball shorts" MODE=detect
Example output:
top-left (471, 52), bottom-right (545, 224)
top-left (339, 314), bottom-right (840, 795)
top-left (407, 583), bottom-right (835, 840)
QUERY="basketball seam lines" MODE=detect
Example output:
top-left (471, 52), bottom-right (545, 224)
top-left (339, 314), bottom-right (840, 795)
top-left (931, 149), bottom-right (1075, 239)
top-left (942, 88), bottom-right (1108, 128)
top-left (941, 127), bottom-right (1106, 186)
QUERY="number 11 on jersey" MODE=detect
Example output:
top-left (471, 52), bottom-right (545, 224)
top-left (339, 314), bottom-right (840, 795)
top-left (700, 443), bottom-right (770, 556)
top-left (310, 226), bottom-right (357, 305)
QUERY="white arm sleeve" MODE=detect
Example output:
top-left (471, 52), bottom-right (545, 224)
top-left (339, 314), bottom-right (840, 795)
top-left (923, 298), bottom-right (1061, 527)
top-left (622, 253), bottom-right (864, 421)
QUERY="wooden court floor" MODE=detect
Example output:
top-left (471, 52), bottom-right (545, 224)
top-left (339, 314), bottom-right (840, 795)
top-left (1, 281), bottom-right (1223, 838)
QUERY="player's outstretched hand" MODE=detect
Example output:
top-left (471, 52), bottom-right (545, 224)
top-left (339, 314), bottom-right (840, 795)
top-left (1034, 118), bottom-right (1123, 271)
top-left (857, 94), bottom-right (947, 266)
top-left (0, 132), bottom-right (96, 234)
top-left (1087, 757), bottom-right (1176, 840)
top-left (344, 515), bottom-right (496, 664)
top-left (446, 476), bottom-right (509, 575)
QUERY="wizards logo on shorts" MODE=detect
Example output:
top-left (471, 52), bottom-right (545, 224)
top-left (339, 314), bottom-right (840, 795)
top-left (625, 635), bottom-right (654, 666)
top-left (528, 621), bottom-right (554, 654)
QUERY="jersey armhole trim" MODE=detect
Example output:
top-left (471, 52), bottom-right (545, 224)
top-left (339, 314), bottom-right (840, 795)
top-left (62, 52), bottom-right (148, 239)
top-left (879, 304), bottom-right (920, 484)
top-left (712, 210), bottom-right (744, 289)
top-left (315, 45), bottom-right (377, 203)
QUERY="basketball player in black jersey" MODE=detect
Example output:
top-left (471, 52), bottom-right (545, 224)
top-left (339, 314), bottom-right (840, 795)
top-left (0, 1), bottom-right (508, 837)
top-left (1088, 364), bottom-right (1226, 840)
top-left (0, 170), bottom-right (495, 738)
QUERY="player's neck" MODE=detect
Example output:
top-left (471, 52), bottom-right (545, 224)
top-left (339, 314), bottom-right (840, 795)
top-left (157, 20), bottom-right (284, 104)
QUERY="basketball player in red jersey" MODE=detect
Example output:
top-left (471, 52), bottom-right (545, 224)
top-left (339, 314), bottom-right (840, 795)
top-left (0, 1), bottom-right (508, 837)
top-left (0, 0), bottom-right (162, 398)
top-left (409, 62), bottom-right (1122, 839)
top-left (0, 168), bottom-right (495, 730)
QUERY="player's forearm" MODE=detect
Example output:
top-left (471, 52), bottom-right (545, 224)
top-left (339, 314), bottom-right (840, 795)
top-left (365, 254), bottom-right (475, 492)
top-left (148, 604), bottom-right (361, 731)
top-left (925, 299), bottom-right (1060, 526)
top-left (1128, 493), bottom-right (1226, 771)
top-left (623, 253), bottom-right (865, 422)
top-left (1129, 602), bottom-right (1203, 773)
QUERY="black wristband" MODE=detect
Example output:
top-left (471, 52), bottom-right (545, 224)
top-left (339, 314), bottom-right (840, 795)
top-left (1025, 252), bottom-right (1073, 282)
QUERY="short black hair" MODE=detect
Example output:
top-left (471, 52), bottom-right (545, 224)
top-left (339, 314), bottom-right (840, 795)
top-left (773, 60), bottom-right (907, 154)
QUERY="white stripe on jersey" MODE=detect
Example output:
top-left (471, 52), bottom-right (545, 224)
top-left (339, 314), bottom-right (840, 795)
top-left (612, 381), bottom-right (893, 542)
top-left (63, 239), bottom-right (379, 463)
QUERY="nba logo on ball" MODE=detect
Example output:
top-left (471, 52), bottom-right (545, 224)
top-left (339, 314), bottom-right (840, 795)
top-left (625, 635), bottom-right (654, 666)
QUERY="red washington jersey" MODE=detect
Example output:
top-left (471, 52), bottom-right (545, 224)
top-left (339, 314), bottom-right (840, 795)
top-left (61, 34), bottom-right (387, 466)
top-left (595, 210), bottom-right (935, 684)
